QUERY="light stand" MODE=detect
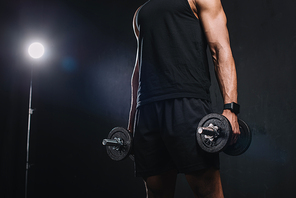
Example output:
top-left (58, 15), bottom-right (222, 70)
top-left (25, 69), bottom-right (33, 198)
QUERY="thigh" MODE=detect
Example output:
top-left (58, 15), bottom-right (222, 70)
top-left (144, 169), bottom-right (178, 198)
top-left (162, 98), bottom-right (220, 173)
top-left (185, 167), bottom-right (224, 198)
top-left (133, 102), bottom-right (175, 177)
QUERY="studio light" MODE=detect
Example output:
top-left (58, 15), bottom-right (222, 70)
top-left (28, 42), bottom-right (44, 59)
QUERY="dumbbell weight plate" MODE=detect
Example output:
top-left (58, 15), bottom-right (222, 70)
top-left (197, 113), bottom-right (232, 153)
top-left (223, 119), bottom-right (252, 156)
top-left (105, 127), bottom-right (132, 161)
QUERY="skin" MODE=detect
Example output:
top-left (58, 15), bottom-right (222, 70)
top-left (128, 0), bottom-right (240, 197)
top-left (191, 0), bottom-right (240, 145)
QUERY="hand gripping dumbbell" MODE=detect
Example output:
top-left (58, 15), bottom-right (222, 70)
top-left (196, 113), bottom-right (252, 156)
top-left (102, 127), bottom-right (133, 161)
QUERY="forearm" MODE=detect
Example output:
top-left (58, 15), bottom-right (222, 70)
top-left (212, 44), bottom-right (240, 140)
top-left (127, 96), bottom-right (137, 133)
top-left (128, 104), bottom-right (137, 133)
top-left (212, 44), bottom-right (238, 104)
top-left (127, 61), bottom-right (139, 133)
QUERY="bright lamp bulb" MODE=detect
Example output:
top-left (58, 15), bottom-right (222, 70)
top-left (28, 42), bottom-right (44, 59)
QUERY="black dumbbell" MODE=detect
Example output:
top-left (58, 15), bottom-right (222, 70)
top-left (196, 113), bottom-right (252, 156)
top-left (102, 127), bottom-right (133, 161)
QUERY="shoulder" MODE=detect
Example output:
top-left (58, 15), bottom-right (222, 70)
top-left (189, 0), bottom-right (224, 20)
top-left (190, 0), bottom-right (222, 11)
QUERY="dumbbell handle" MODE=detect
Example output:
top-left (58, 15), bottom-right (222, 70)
top-left (197, 124), bottom-right (219, 137)
top-left (102, 138), bottom-right (123, 147)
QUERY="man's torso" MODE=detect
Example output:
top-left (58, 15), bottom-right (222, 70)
top-left (136, 0), bottom-right (211, 107)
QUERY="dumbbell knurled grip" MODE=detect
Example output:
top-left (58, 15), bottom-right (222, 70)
top-left (197, 125), bottom-right (219, 137)
top-left (102, 139), bottom-right (122, 147)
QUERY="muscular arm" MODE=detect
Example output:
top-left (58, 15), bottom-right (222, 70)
top-left (127, 9), bottom-right (140, 134)
top-left (193, 0), bottom-right (240, 141)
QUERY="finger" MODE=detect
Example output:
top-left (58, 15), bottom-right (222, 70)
top-left (231, 132), bottom-right (239, 145)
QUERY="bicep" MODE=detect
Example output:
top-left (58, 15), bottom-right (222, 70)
top-left (133, 7), bottom-right (140, 38)
top-left (196, 0), bottom-right (230, 51)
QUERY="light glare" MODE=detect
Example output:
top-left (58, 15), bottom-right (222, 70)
top-left (28, 42), bottom-right (44, 59)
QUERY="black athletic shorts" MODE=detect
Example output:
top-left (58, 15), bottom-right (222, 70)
top-left (133, 98), bottom-right (220, 178)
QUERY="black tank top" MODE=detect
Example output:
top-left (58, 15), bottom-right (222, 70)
top-left (136, 0), bottom-right (211, 107)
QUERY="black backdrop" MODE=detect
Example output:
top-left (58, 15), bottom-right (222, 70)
top-left (1, 0), bottom-right (295, 197)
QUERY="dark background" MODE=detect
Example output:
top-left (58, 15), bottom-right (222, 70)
top-left (0, 0), bottom-right (295, 197)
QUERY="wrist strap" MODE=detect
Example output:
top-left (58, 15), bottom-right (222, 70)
top-left (224, 102), bottom-right (240, 115)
